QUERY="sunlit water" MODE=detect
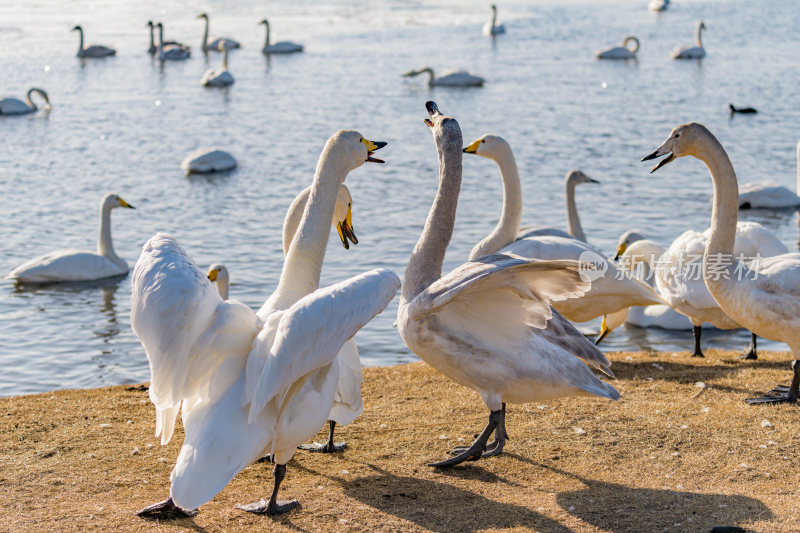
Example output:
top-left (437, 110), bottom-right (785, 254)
top-left (2, 0), bottom-right (799, 396)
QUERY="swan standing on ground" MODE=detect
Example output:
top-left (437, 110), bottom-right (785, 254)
top-left (6, 194), bottom-right (135, 283)
top-left (156, 23), bottom-right (190, 60)
top-left (71, 25), bottom-right (116, 58)
top-left (259, 19), bottom-right (303, 54)
top-left (133, 131), bottom-right (396, 518)
top-left (483, 4), bottom-right (506, 36)
top-left (644, 122), bottom-right (800, 403)
top-left (738, 140), bottom-right (800, 209)
top-left (462, 134), bottom-right (663, 325)
top-left (596, 35), bottom-right (640, 59)
top-left (397, 102), bottom-right (619, 468)
top-left (672, 21), bottom-right (706, 59)
top-left (0, 88), bottom-right (50, 115)
top-left (403, 68), bottom-right (485, 87)
top-left (197, 13), bottom-right (240, 52)
top-left (181, 148), bottom-right (237, 173)
top-left (201, 43), bottom-right (234, 87)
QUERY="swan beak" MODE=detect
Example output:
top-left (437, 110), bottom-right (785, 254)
top-left (614, 242), bottom-right (627, 261)
top-left (336, 206), bottom-right (358, 250)
top-left (642, 143), bottom-right (675, 173)
top-left (593, 316), bottom-right (610, 345)
top-left (207, 268), bottom-right (219, 282)
top-left (463, 139), bottom-right (481, 154)
top-left (363, 139), bottom-right (387, 163)
top-left (588, 178), bottom-right (600, 184)
top-left (119, 198), bottom-right (135, 209)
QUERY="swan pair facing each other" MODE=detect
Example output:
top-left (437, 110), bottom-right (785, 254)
top-left (201, 44), bottom-right (235, 87)
top-left (596, 35), bottom-right (640, 59)
top-left (71, 25), bottom-right (116, 58)
top-left (6, 193), bottom-right (135, 284)
top-left (133, 131), bottom-right (396, 518)
top-left (0, 88), bottom-right (50, 115)
top-left (403, 68), bottom-right (485, 87)
top-left (672, 21), bottom-right (706, 59)
top-left (483, 4), bottom-right (506, 36)
top-left (644, 122), bottom-right (800, 404)
top-left (396, 102), bottom-right (619, 467)
top-left (146, 21), bottom-right (190, 60)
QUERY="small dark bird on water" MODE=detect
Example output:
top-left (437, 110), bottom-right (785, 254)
top-left (730, 103), bottom-right (757, 114)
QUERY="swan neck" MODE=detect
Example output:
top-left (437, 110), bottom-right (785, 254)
top-left (565, 179), bottom-right (586, 242)
top-left (469, 146), bottom-right (522, 259)
top-left (263, 21), bottom-right (271, 47)
top-left (491, 7), bottom-right (497, 26)
top-left (76, 27), bottom-right (84, 53)
top-left (148, 24), bottom-right (155, 50)
top-left (202, 17), bottom-right (209, 49)
top-left (216, 279), bottom-right (229, 300)
top-left (422, 68), bottom-right (435, 84)
top-left (157, 25), bottom-right (164, 48)
top-left (696, 23), bottom-right (703, 47)
top-left (25, 88), bottom-right (36, 110)
top-left (282, 187), bottom-right (311, 255)
top-left (97, 203), bottom-right (121, 264)
top-left (222, 48), bottom-right (228, 69)
top-left (401, 132), bottom-right (463, 303)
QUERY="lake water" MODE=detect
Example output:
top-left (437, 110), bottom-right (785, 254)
top-left (2, 0), bottom-right (799, 396)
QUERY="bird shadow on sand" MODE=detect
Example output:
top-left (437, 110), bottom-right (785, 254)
top-left (294, 462), bottom-right (574, 532)
top-left (506, 453), bottom-right (773, 533)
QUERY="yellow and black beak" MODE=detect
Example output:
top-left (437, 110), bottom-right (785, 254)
top-left (362, 139), bottom-right (387, 163)
top-left (207, 268), bottom-right (219, 282)
top-left (463, 139), bottom-right (481, 154)
top-left (593, 316), bottom-right (610, 345)
top-left (335, 205), bottom-right (358, 250)
top-left (119, 198), bottom-right (135, 209)
top-left (613, 242), bottom-right (627, 261)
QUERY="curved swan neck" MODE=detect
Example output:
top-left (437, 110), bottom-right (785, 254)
top-left (622, 240), bottom-right (665, 283)
top-left (421, 68), bottom-right (435, 84)
top-left (565, 175), bottom-right (586, 242)
top-left (97, 202), bottom-right (122, 264)
top-left (696, 22), bottom-right (704, 47)
top-left (401, 123), bottom-right (463, 303)
top-left (263, 20), bottom-right (271, 47)
top-left (25, 88), bottom-right (37, 110)
top-left (469, 144), bottom-right (522, 259)
top-left (625, 36), bottom-right (640, 53)
top-left (282, 187), bottom-right (311, 255)
top-left (76, 27), bottom-right (84, 54)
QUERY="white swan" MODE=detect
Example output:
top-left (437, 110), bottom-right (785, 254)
top-left (71, 25), bottom-right (116, 58)
top-left (259, 19), bottom-right (303, 54)
top-left (206, 263), bottom-right (230, 300)
top-left (181, 148), bottom-right (237, 174)
top-left (201, 43), bottom-right (234, 86)
top-left (645, 122), bottom-right (800, 403)
top-left (462, 134), bottom-right (664, 325)
top-left (133, 131), bottom-right (397, 518)
top-left (197, 13), bottom-right (240, 52)
top-left (403, 68), bottom-right (485, 87)
top-left (483, 4), bottom-right (506, 36)
top-left (156, 23), bottom-right (190, 60)
top-left (612, 224), bottom-right (787, 356)
top-left (596, 35), bottom-right (640, 59)
top-left (672, 21), bottom-right (706, 59)
top-left (396, 101), bottom-right (619, 468)
top-left (0, 88), bottom-right (50, 115)
top-left (738, 140), bottom-right (800, 209)
top-left (648, 0), bottom-right (669, 12)
top-left (6, 194), bottom-right (135, 283)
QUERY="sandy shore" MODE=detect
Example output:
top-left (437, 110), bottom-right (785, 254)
top-left (2, 350), bottom-right (800, 532)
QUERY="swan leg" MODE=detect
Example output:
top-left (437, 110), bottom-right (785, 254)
top-left (298, 420), bottom-right (347, 453)
top-left (740, 333), bottom-right (758, 360)
top-left (430, 409), bottom-right (501, 467)
top-left (745, 361), bottom-right (800, 405)
top-left (449, 403), bottom-right (508, 456)
top-left (691, 326), bottom-right (705, 358)
top-left (236, 463), bottom-right (299, 516)
top-left (136, 497), bottom-right (198, 519)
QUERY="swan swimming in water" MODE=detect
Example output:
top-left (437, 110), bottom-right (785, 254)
top-left (6, 193), bottom-right (135, 283)
top-left (0, 88), bottom-right (50, 115)
top-left (181, 148), bottom-right (237, 174)
top-left (644, 122), bottom-right (800, 404)
top-left (596, 35), bottom-right (640, 59)
top-left (483, 4), bottom-right (506, 36)
top-left (396, 102), bottom-right (618, 468)
top-left (648, 0), bottom-right (669, 12)
top-left (133, 130), bottom-right (397, 518)
top-left (403, 68), bottom-right (485, 87)
top-left (259, 19), bottom-right (303, 54)
top-left (71, 25), bottom-right (116, 58)
top-left (156, 23), bottom-right (190, 60)
top-left (197, 13), bottom-right (240, 52)
top-left (672, 21), bottom-right (706, 59)
top-left (201, 44), bottom-right (235, 87)
top-left (146, 21), bottom-right (184, 55)
top-left (738, 140), bottom-right (800, 209)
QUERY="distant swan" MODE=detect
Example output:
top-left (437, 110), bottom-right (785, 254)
top-left (71, 25), bottom-right (116, 58)
top-left (146, 21), bottom-right (183, 55)
top-left (0, 88), bottom-right (50, 115)
top-left (403, 68), bottom-right (485, 87)
top-left (6, 193), bottom-right (135, 283)
top-left (672, 21), bottom-right (706, 59)
top-left (483, 4), bottom-right (506, 36)
top-left (197, 13), bottom-right (240, 52)
top-left (181, 148), bottom-right (237, 174)
top-left (201, 44), bottom-right (234, 87)
top-left (739, 140), bottom-right (800, 209)
top-left (156, 23), bottom-right (190, 60)
top-left (729, 104), bottom-right (757, 114)
top-left (259, 19), bottom-right (303, 54)
top-left (648, 0), bottom-right (669, 12)
top-left (596, 35), bottom-right (640, 59)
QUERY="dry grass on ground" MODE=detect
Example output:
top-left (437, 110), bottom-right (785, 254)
top-left (2, 350), bottom-right (800, 532)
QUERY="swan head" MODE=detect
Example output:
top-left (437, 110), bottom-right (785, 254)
top-left (196, 13), bottom-right (208, 19)
top-left (614, 230), bottom-right (647, 260)
top-left (206, 264), bottom-right (229, 299)
top-left (102, 193), bottom-right (135, 211)
top-left (698, 20), bottom-right (706, 31)
top-left (402, 68), bottom-right (430, 78)
top-left (642, 122), bottom-right (710, 173)
top-left (258, 18), bottom-right (269, 26)
top-left (70, 25), bottom-right (82, 32)
top-left (424, 101), bottom-right (462, 151)
top-left (334, 184), bottom-right (358, 249)
top-left (463, 134), bottom-right (510, 159)
top-left (566, 170), bottom-right (599, 186)
top-left (325, 130), bottom-right (387, 171)
top-left (146, 21), bottom-right (154, 28)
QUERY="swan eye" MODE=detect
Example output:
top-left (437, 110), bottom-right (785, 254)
top-left (674, 134), bottom-right (680, 138)
top-left (481, 140), bottom-right (485, 143)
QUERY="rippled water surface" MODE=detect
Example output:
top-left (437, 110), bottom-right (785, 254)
top-left (2, 0), bottom-right (799, 396)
